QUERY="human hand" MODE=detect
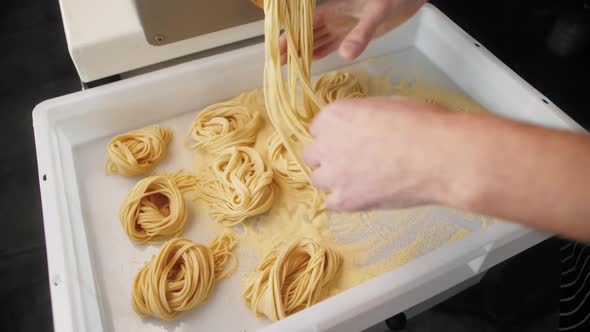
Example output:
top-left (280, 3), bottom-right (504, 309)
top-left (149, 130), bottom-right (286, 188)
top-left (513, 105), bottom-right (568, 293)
top-left (280, 0), bottom-right (427, 63)
top-left (303, 96), bottom-right (456, 211)
top-left (304, 92), bottom-right (590, 242)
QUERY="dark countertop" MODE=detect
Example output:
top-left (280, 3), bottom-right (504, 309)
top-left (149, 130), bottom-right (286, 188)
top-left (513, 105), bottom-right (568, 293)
top-left (433, 0), bottom-right (589, 128)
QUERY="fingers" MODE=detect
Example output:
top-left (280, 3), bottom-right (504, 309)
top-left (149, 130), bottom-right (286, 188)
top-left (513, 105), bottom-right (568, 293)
top-left (308, 109), bottom-right (330, 138)
top-left (313, 26), bottom-right (332, 46)
top-left (280, 25), bottom-right (335, 64)
top-left (302, 142), bottom-right (322, 169)
top-left (279, 3), bottom-right (329, 65)
top-left (313, 37), bottom-right (338, 57)
top-left (308, 100), bottom-right (356, 134)
top-left (338, 19), bottom-right (379, 60)
top-left (312, 5), bottom-right (328, 30)
top-left (303, 139), bottom-right (347, 210)
top-left (313, 40), bottom-right (341, 60)
top-left (326, 192), bottom-right (346, 211)
top-left (279, 33), bottom-right (288, 58)
top-left (310, 166), bottom-right (333, 191)
top-left (338, 2), bottom-right (388, 60)
top-left (326, 190), bottom-right (364, 212)
top-left (313, 28), bottom-right (338, 51)
top-left (310, 165), bottom-right (356, 212)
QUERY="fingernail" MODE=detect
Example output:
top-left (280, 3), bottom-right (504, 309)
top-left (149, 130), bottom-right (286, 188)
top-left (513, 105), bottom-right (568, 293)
top-left (340, 41), bottom-right (360, 60)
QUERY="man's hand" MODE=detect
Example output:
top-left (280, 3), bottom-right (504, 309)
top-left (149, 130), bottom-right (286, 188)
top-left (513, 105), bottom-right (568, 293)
top-left (280, 0), bottom-right (427, 63)
top-left (304, 96), bottom-right (590, 242)
top-left (303, 96), bottom-right (453, 211)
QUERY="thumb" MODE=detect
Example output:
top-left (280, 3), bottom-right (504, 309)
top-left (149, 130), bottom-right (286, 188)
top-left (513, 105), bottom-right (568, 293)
top-left (339, 5), bottom-right (386, 60)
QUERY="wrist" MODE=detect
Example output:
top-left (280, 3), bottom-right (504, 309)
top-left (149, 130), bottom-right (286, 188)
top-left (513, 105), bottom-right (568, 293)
top-left (431, 113), bottom-right (542, 213)
top-left (424, 112), bottom-right (496, 209)
top-left (404, 110), bottom-right (467, 207)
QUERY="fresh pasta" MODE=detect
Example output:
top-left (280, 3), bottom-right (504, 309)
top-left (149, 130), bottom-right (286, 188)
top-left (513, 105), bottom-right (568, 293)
top-left (188, 100), bottom-right (263, 155)
top-left (120, 172), bottom-right (197, 243)
top-left (197, 146), bottom-right (275, 226)
top-left (241, 4), bottom-right (345, 320)
top-left (105, 125), bottom-right (172, 176)
top-left (314, 71), bottom-right (367, 106)
top-left (132, 235), bottom-right (238, 320)
top-left (243, 239), bottom-right (342, 321)
top-left (263, 0), bottom-right (323, 179)
top-left (266, 133), bottom-right (308, 188)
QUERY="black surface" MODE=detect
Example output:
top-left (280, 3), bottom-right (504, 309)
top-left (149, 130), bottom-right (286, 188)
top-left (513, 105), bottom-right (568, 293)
top-left (1, 0), bottom-right (588, 331)
top-left (432, 0), bottom-right (590, 129)
top-left (0, 1), bottom-right (78, 331)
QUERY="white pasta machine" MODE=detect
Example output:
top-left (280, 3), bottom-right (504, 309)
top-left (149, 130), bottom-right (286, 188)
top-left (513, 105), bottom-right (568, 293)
top-left (59, 0), bottom-right (266, 84)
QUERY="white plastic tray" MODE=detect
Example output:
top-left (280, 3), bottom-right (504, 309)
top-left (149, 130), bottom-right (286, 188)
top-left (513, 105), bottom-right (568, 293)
top-left (33, 4), bottom-right (581, 332)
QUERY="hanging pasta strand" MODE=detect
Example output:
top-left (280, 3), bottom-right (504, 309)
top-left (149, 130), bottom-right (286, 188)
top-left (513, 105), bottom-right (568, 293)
top-left (263, 0), bottom-right (323, 179)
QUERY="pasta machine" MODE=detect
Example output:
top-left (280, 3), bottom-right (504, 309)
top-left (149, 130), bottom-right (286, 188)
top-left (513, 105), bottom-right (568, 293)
top-left (58, 0), bottom-right (266, 84)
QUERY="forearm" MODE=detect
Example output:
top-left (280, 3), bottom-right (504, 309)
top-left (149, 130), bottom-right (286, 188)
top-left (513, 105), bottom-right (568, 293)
top-left (438, 113), bottom-right (590, 241)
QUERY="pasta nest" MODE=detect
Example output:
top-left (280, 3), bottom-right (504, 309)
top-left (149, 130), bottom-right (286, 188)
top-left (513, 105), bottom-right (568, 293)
top-left (120, 172), bottom-right (197, 243)
top-left (198, 146), bottom-right (275, 226)
top-left (243, 239), bottom-right (342, 321)
top-left (132, 235), bottom-right (237, 320)
top-left (105, 125), bottom-right (172, 176)
top-left (266, 133), bottom-right (308, 188)
top-left (314, 71), bottom-right (366, 105)
top-left (188, 100), bottom-right (263, 155)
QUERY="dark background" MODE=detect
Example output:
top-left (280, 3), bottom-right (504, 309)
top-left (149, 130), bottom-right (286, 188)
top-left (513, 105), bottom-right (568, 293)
top-left (0, 0), bottom-right (588, 331)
